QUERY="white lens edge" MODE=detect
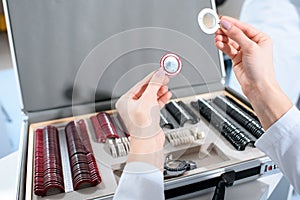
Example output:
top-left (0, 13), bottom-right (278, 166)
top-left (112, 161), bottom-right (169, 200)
top-left (197, 8), bottom-right (219, 34)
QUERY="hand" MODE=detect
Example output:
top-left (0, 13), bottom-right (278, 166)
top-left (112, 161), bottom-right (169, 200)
top-left (215, 16), bottom-right (292, 130)
top-left (215, 16), bottom-right (275, 99)
top-left (116, 69), bottom-right (172, 169)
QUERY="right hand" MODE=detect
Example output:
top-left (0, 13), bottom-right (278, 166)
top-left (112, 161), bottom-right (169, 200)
top-left (215, 16), bottom-right (293, 130)
top-left (215, 16), bottom-right (275, 100)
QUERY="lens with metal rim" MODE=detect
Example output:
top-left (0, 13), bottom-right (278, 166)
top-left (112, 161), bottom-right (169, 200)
top-left (160, 53), bottom-right (182, 76)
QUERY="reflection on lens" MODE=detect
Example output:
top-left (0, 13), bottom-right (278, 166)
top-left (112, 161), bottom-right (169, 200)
top-left (163, 56), bottom-right (179, 73)
top-left (160, 53), bottom-right (182, 76)
top-left (203, 13), bottom-right (216, 29)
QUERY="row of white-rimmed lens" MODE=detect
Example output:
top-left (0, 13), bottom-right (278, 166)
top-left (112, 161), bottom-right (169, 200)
top-left (108, 137), bottom-right (130, 158)
top-left (165, 127), bottom-right (205, 147)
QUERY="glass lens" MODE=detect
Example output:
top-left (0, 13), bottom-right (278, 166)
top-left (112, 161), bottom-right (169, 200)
top-left (198, 8), bottom-right (219, 34)
top-left (203, 13), bottom-right (216, 29)
top-left (163, 56), bottom-right (179, 73)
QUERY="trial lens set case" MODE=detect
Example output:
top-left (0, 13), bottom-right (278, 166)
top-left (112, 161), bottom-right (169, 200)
top-left (4, 0), bottom-right (280, 199)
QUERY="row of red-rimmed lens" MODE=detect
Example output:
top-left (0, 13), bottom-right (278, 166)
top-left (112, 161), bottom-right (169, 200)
top-left (97, 112), bottom-right (119, 139)
top-left (69, 152), bottom-right (101, 190)
top-left (65, 121), bottom-right (102, 190)
top-left (86, 153), bottom-right (102, 185)
top-left (77, 119), bottom-right (93, 153)
top-left (65, 121), bottom-right (86, 157)
top-left (34, 126), bottom-right (65, 196)
top-left (90, 115), bottom-right (106, 143)
top-left (90, 112), bottom-right (120, 143)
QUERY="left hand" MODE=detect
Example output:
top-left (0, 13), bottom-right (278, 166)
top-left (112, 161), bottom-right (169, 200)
top-left (116, 69), bottom-right (172, 169)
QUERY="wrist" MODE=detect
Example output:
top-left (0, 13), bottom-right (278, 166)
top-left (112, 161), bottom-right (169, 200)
top-left (129, 128), bottom-right (165, 154)
top-left (246, 81), bottom-right (293, 130)
top-left (244, 77), bottom-right (277, 103)
top-left (127, 129), bottom-right (165, 170)
top-left (127, 149), bottom-right (165, 171)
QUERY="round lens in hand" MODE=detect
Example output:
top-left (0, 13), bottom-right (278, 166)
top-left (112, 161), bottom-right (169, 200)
top-left (160, 53), bottom-right (182, 76)
top-left (198, 8), bottom-right (219, 34)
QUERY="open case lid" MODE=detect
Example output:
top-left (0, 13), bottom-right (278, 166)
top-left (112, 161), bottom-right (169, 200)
top-left (4, 0), bottom-right (225, 121)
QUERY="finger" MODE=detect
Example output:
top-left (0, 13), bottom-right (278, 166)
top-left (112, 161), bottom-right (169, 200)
top-left (215, 28), bottom-right (224, 35)
top-left (162, 75), bottom-right (170, 85)
top-left (157, 85), bottom-right (168, 97)
top-left (124, 71), bottom-right (156, 99)
top-left (124, 68), bottom-right (170, 99)
top-left (219, 18), bottom-right (257, 50)
top-left (158, 91), bottom-right (172, 109)
top-left (142, 68), bottom-right (166, 99)
top-left (220, 16), bottom-right (262, 42)
top-left (133, 75), bottom-right (170, 100)
top-left (130, 84), bottom-right (147, 100)
top-left (215, 34), bottom-right (240, 50)
top-left (215, 40), bottom-right (239, 58)
top-left (215, 33), bottom-right (229, 43)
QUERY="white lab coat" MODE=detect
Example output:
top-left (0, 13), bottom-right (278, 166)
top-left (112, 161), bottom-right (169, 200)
top-left (255, 106), bottom-right (300, 193)
top-left (113, 162), bottom-right (164, 200)
top-left (113, 106), bottom-right (300, 199)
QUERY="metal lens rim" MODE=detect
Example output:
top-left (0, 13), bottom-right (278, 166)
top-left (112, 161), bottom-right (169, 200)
top-left (160, 53), bottom-right (182, 76)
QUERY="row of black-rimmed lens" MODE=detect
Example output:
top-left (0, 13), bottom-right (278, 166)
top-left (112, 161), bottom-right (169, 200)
top-left (160, 100), bottom-right (200, 129)
top-left (90, 112), bottom-right (129, 143)
top-left (34, 126), bottom-right (64, 196)
top-left (213, 96), bottom-right (264, 139)
top-left (65, 121), bottom-right (102, 190)
top-left (191, 99), bottom-right (251, 151)
top-left (225, 95), bottom-right (260, 122)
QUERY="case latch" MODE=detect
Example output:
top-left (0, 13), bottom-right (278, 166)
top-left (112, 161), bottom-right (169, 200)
top-left (212, 171), bottom-right (236, 200)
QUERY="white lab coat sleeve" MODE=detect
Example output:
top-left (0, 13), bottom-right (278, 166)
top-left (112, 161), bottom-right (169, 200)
top-left (255, 106), bottom-right (300, 193)
top-left (113, 162), bottom-right (164, 200)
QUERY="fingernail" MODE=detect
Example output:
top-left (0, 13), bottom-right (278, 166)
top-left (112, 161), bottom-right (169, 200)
top-left (220, 20), bottom-right (231, 30)
top-left (156, 68), bottom-right (165, 78)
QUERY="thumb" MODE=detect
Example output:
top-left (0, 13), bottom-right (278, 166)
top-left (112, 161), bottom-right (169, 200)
top-left (142, 68), bottom-right (166, 99)
top-left (219, 19), bottom-right (256, 50)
